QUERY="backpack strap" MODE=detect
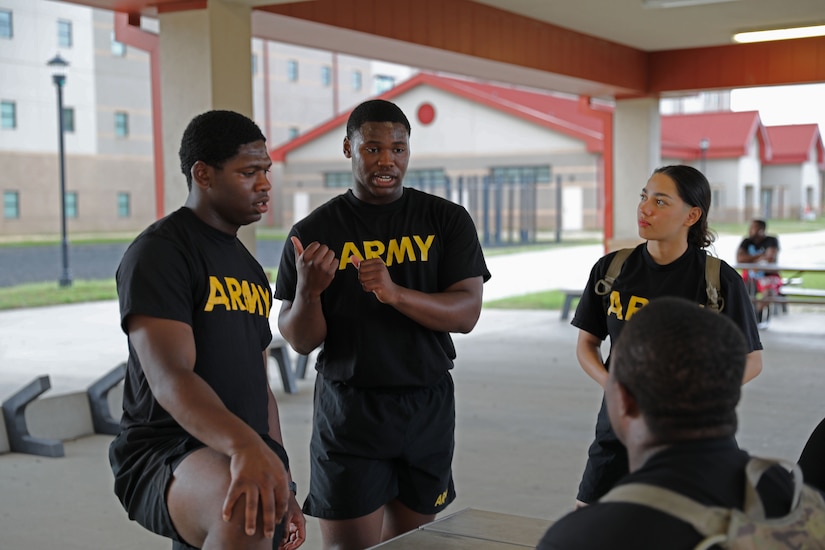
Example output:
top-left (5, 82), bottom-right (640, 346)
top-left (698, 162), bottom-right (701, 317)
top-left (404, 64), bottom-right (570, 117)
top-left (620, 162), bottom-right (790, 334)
top-left (705, 254), bottom-right (724, 313)
top-left (600, 482), bottom-right (730, 539)
top-left (741, 457), bottom-right (805, 518)
top-left (595, 248), bottom-right (633, 296)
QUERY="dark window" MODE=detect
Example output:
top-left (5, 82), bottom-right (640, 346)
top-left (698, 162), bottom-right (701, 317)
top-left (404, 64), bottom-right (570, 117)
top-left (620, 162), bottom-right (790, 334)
top-left (0, 10), bottom-right (12, 39)
top-left (1, 101), bottom-right (16, 129)
top-left (4, 191), bottom-right (19, 219)
top-left (62, 107), bottom-right (75, 133)
top-left (117, 192), bottom-right (130, 218)
top-left (114, 112), bottom-right (129, 137)
top-left (324, 172), bottom-right (351, 188)
top-left (490, 165), bottom-right (551, 184)
top-left (58, 19), bottom-right (72, 48)
top-left (352, 70), bottom-right (362, 91)
top-left (374, 74), bottom-right (395, 94)
top-left (287, 60), bottom-right (298, 82)
top-left (321, 65), bottom-right (331, 86)
top-left (65, 191), bottom-right (78, 218)
top-left (288, 127), bottom-right (299, 140)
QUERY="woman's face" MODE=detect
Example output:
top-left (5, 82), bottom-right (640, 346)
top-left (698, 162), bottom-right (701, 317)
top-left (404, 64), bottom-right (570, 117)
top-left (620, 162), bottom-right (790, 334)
top-left (637, 172), bottom-right (700, 244)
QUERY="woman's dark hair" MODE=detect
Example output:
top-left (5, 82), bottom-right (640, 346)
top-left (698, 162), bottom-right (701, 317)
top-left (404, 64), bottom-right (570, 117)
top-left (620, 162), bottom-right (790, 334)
top-left (653, 165), bottom-right (716, 249)
top-left (178, 110), bottom-right (266, 190)
top-left (346, 99), bottom-right (411, 139)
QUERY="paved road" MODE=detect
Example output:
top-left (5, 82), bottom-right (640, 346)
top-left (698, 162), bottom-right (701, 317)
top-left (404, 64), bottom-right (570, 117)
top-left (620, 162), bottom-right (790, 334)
top-left (0, 240), bottom-right (285, 288)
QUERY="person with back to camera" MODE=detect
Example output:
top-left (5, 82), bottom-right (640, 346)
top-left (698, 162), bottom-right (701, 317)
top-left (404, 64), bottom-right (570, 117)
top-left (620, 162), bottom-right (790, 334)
top-left (571, 165), bottom-right (763, 507)
top-left (109, 110), bottom-right (305, 550)
top-left (538, 297), bottom-right (823, 549)
top-left (736, 219), bottom-right (782, 326)
top-left (274, 99), bottom-right (491, 550)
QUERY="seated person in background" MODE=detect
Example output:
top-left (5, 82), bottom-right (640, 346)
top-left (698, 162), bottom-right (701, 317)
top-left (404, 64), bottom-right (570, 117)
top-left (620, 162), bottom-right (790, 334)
top-left (537, 297), bottom-right (808, 550)
top-left (737, 219), bottom-right (782, 324)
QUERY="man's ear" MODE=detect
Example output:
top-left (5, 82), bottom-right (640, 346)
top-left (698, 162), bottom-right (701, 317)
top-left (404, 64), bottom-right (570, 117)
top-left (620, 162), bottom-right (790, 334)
top-left (191, 160), bottom-right (210, 190)
top-left (617, 381), bottom-right (641, 420)
top-left (343, 136), bottom-right (352, 159)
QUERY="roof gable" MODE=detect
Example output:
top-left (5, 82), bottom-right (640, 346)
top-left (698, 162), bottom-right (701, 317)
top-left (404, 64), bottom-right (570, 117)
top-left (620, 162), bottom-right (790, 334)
top-left (661, 111), bottom-right (768, 161)
top-left (764, 124), bottom-right (825, 168)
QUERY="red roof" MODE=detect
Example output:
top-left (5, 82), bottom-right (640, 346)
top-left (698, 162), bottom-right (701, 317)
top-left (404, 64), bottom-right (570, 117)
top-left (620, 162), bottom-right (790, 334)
top-left (764, 124), bottom-right (825, 168)
top-left (271, 73), bottom-right (822, 170)
top-left (661, 111), bottom-right (769, 161)
top-left (270, 73), bottom-right (605, 161)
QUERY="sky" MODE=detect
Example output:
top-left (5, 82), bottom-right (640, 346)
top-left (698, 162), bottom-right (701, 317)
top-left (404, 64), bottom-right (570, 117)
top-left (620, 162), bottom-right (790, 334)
top-left (730, 83), bottom-right (825, 136)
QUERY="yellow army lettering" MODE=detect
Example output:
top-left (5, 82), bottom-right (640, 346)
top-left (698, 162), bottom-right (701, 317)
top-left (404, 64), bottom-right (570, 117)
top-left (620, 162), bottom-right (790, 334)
top-left (204, 275), bottom-right (271, 317)
top-left (337, 234), bottom-right (435, 270)
top-left (434, 489), bottom-right (449, 507)
top-left (606, 291), bottom-right (649, 321)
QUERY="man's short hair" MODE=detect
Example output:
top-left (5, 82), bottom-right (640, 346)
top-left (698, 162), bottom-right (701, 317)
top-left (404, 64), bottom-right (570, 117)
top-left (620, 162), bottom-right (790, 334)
top-left (611, 297), bottom-right (746, 440)
top-left (346, 99), bottom-right (411, 139)
top-left (753, 219), bottom-right (767, 231)
top-left (179, 110), bottom-right (266, 189)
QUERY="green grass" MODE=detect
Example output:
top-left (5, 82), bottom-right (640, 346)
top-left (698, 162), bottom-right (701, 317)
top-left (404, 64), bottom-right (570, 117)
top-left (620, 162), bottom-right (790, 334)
top-left (1, 218), bottom-right (823, 311)
top-left (0, 279), bottom-right (118, 310)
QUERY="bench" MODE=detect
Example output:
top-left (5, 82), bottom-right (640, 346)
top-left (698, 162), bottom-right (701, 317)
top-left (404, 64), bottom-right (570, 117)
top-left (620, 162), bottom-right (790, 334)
top-left (561, 290), bottom-right (583, 321)
top-left (268, 337), bottom-right (310, 394)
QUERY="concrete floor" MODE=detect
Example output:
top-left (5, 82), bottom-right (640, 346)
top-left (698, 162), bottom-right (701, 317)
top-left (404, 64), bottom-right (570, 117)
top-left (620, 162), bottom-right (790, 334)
top-left (2, 306), bottom-right (824, 549)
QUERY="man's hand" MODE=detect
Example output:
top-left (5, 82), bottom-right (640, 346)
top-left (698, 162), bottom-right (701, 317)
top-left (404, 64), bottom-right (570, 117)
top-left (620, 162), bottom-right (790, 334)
top-left (279, 495), bottom-right (307, 550)
top-left (351, 255), bottom-right (399, 305)
top-left (221, 441), bottom-right (290, 540)
top-left (292, 236), bottom-right (337, 299)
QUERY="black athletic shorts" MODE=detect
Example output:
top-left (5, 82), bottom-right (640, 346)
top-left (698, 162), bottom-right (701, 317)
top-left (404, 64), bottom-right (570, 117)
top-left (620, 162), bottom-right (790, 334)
top-left (577, 395), bottom-right (629, 503)
top-left (303, 372), bottom-right (457, 520)
top-left (109, 426), bottom-right (289, 548)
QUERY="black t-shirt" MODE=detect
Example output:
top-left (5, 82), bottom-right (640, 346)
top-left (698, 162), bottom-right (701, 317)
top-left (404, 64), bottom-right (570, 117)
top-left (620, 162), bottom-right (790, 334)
top-left (537, 439), bottom-right (797, 550)
top-left (116, 207), bottom-right (273, 435)
top-left (572, 244), bottom-right (762, 357)
top-left (274, 188), bottom-right (491, 388)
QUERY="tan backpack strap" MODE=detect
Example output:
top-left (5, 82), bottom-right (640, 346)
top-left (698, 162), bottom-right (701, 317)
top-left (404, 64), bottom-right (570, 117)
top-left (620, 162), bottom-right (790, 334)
top-left (742, 457), bottom-right (804, 518)
top-left (595, 248), bottom-right (633, 296)
top-left (705, 254), bottom-right (724, 313)
top-left (600, 483), bottom-right (729, 538)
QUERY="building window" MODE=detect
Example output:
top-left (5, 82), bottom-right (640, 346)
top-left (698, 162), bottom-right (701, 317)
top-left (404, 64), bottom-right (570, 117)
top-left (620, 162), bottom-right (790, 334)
top-left (111, 31), bottom-right (126, 56)
top-left (65, 191), bottom-right (78, 218)
top-left (352, 70), bottom-right (362, 91)
top-left (405, 169), bottom-right (447, 191)
top-left (58, 19), bottom-right (73, 48)
top-left (0, 10), bottom-right (12, 39)
top-left (374, 74), bottom-right (395, 94)
top-left (117, 192), bottom-right (130, 218)
top-left (321, 65), bottom-right (331, 86)
top-left (251, 53), bottom-right (258, 76)
top-left (288, 127), bottom-right (299, 140)
top-left (62, 107), bottom-right (75, 133)
top-left (3, 191), bottom-right (19, 219)
top-left (114, 111), bottom-right (129, 137)
top-left (287, 60), bottom-right (298, 82)
top-left (490, 165), bottom-right (551, 184)
top-left (1, 101), bottom-right (16, 129)
top-left (324, 171), bottom-right (352, 188)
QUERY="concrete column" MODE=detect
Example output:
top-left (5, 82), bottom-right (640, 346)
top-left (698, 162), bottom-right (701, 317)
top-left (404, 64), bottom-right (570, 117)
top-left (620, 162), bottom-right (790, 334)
top-left (610, 97), bottom-right (661, 251)
top-left (158, 0), bottom-right (257, 253)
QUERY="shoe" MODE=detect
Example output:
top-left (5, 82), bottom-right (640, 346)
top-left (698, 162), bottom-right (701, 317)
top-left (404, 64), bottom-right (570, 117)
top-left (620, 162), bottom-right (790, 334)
top-left (757, 321), bottom-right (769, 330)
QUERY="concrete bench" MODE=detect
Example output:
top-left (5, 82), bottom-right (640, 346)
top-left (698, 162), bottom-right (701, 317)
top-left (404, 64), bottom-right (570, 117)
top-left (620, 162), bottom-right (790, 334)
top-left (268, 336), bottom-right (310, 395)
top-left (560, 290), bottom-right (583, 321)
top-left (1, 363), bottom-right (125, 457)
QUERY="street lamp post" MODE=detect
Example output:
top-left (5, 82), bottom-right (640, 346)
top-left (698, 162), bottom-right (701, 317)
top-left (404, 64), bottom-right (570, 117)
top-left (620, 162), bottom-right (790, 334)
top-left (47, 54), bottom-right (72, 287)
top-left (699, 137), bottom-right (710, 175)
